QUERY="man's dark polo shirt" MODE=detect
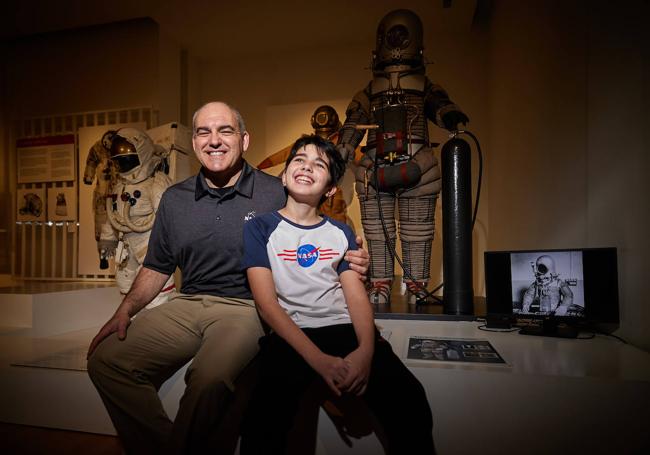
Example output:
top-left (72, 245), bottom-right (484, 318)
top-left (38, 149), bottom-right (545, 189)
top-left (144, 161), bottom-right (286, 299)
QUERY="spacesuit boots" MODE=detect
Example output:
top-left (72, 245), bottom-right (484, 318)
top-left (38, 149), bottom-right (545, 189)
top-left (405, 281), bottom-right (430, 305)
top-left (399, 195), bottom-right (436, 304)
top-left (368, 279), bottom-right (393, 305)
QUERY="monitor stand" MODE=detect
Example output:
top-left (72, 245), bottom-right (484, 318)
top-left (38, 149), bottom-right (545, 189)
top-left (518, 318), bottom-right (579, 339)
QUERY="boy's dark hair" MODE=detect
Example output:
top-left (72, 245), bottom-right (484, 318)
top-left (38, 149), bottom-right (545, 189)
top-left (285, 135), bottom-right (346, 186)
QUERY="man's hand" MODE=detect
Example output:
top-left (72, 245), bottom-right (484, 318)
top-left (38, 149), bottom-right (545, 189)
top-left (87, 310), bottom-right (131, 358)
top-left (345, 235), bottom-right (369, 279)
top-left (310, 352), bottom-right (350, 396)
top-left (86, 267), bottom-right (171, 358)
top-left (340, 348), bottom-right (372, 396)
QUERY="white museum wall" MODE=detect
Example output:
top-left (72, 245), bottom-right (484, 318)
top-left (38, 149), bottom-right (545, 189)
top-left (584, 1), bottom-right (649, 350)
top-left (487, 0), bottom-right (650, 350)
top-left (178, 52), bottom-right (203, 176)
top-left (487, 0), bottom-right (589, 249)
top-left (157, 28), bottom-right (182, 125)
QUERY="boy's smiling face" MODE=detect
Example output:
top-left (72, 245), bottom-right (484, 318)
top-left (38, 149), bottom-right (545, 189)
top-left (282, 144), bottom-right (337, 202)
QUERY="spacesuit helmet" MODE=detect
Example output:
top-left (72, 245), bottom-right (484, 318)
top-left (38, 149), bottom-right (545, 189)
top-left (310, 105), bottom-right (341, 139)
top-left (373, 9), bottom-right (424, 72)
top-left (534, 255), bottom-right (556, 285)
top-left (109, 128), bottom-right (156, 178)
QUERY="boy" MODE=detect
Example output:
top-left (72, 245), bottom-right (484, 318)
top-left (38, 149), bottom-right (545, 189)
top-left (240, 135), bottom-right (435, 454)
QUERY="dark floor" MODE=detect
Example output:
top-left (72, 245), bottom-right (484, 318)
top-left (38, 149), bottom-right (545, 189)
top-left (1, 422), bottom-right (122, 455)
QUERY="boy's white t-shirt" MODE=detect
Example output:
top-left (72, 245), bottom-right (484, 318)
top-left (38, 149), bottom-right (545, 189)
top-left (242, 211), bottom-right (357, 328)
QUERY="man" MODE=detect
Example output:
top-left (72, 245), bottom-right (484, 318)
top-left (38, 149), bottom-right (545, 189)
top-left (87, 102), bottom-right (368, 454)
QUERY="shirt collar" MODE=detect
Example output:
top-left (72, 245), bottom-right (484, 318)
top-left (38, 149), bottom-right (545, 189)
top-left (194, 160), bottom-right (255, 200)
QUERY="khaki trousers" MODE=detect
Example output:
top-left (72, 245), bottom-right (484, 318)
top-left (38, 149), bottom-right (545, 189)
top-left (87, 293), bottom-right (264, 454)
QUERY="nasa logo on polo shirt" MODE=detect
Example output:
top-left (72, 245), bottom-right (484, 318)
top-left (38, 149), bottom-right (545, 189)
top-left (278, 244), bottom-right (339, 268)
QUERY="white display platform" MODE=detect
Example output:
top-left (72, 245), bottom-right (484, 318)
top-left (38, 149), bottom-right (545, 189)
top-left (0, 283), bottom-right (121, 435)
top-left (1, 283), bottom-right (649, 454)
top-left (0, 282), bottom-right (120, 337)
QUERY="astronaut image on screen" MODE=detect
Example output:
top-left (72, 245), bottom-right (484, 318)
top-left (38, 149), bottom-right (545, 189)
top-left (510, 251), bottom-right (585, 317)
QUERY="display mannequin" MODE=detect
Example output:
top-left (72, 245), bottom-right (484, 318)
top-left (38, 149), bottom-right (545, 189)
top-left (336, 9), bottom-right (469, 304)
top-left (100, 128), bottom-right (175, 308)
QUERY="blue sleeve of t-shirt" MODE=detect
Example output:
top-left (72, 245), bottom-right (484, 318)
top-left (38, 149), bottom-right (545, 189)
top-left (242, 217), bottom-right (272, 270)
top-left (329, 218), bottom-right (358, 275)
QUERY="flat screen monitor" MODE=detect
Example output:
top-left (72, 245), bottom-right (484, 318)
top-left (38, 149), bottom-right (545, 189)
top-left (484, 247), bottom-right (619, 334)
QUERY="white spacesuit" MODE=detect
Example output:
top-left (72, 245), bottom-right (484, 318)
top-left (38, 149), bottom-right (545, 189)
top-left (522, 255), bottom-right (576, 316)
top-left (101, 128), bottom-right (175, 309)
top-left (336, 9), bottom-right (469, 305)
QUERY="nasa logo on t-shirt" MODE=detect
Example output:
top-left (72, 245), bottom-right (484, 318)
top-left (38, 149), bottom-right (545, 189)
top-left (277, 244), bottom-right (340, 267)
top-left (297, 244), bottom-right (319, 267)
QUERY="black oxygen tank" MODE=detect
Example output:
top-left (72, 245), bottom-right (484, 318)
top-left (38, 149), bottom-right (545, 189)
top-left (441, 137), bottom-right (474, 315)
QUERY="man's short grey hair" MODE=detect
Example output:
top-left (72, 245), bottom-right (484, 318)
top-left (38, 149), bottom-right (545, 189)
top-left (191, 102), bottom-right (246, 135)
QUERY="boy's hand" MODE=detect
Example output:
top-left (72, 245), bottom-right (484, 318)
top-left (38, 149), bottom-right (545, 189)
top-left (345, 235), bottom-right (369, 279)
top-left (341, 348), bottom-right (372, 396)
top-left (310, 352), bottom-right (350, 396)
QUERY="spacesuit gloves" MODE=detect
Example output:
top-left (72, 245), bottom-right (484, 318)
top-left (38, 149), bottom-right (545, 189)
top-left (442, 111), bottom-right (469, 131)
